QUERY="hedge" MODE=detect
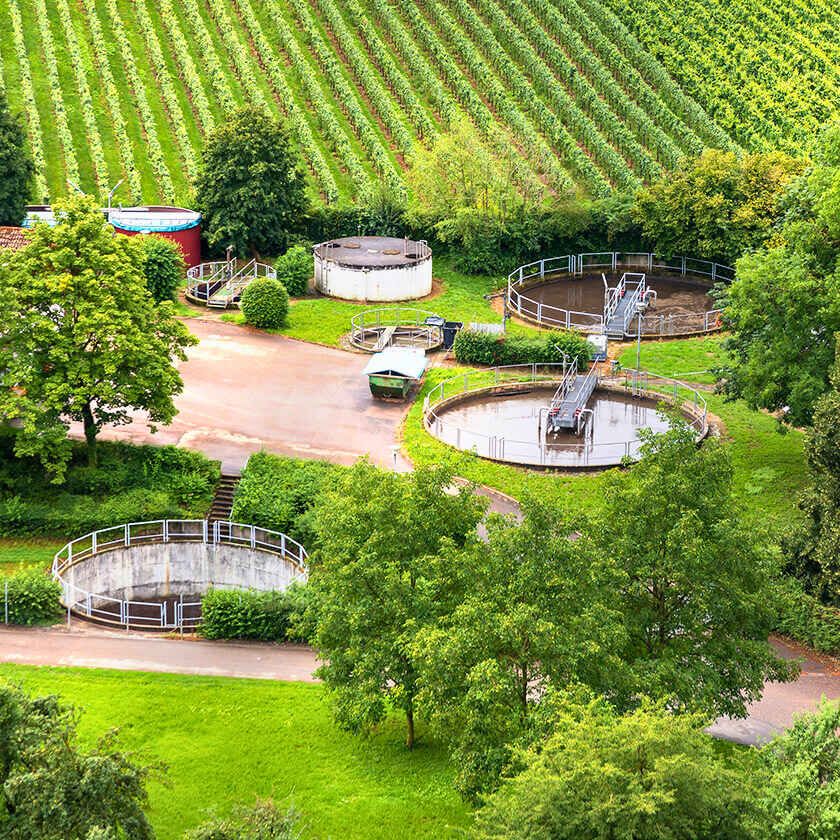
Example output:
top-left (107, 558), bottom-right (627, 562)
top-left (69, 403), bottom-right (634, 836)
top-left (1, 568), bottom-right (62, 625)
top-left (775, 578), bottom-right (840, 656)
top-left (452, 328), bottom-right (592, 368)
top-left (199, 585), bottom-right (305, 641)
top-left (275, 245), bottom-right (311, 297)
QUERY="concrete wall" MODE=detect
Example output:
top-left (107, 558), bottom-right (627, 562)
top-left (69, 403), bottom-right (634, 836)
top-left (314, 256), bottom-right (432, 301)
top-left (64, 541), bottom-right (306, 602)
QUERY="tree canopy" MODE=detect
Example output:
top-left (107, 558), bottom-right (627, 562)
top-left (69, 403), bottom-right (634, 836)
top-left (634, 149), bottom-right (803, 264)
top-left (301, 458), bottom-right (486, 747)
top-left (0, 682), bottom-right (161, 840)
top-left (195, 106), bottom-right (307, 259)
top-left (0, 92), bottom-right (34, 225)
top-left (0, 195), bottom-right (196, 477)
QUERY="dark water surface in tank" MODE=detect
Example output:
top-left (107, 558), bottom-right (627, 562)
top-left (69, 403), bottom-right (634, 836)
top-left (522, 272), bottom-right (714, 317)
top-left (437, 389), bottom-right (674, 467)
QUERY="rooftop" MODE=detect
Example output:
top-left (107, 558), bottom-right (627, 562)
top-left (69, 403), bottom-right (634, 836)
top-left (0, 227), bottom-right (30, 251)
top-left (314, 236), bottom-right (431, 268)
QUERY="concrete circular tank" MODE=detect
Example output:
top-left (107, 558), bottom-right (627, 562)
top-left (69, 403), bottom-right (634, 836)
top-left (313, 236), bottom-right (432, 301)
top-left (52, 520), bottom-right (307, 631)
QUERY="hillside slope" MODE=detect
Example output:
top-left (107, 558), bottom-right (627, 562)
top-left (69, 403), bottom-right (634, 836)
top-left (0, 0), bottom-right (827, 206)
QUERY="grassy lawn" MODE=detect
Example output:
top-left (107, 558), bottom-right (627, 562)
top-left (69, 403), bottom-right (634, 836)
top-left (0, 666), bottom-right (471, 840)
top-left (0, 539), bottom-right (61, 577)
top-left (617, 336), bottom-right (728, 383)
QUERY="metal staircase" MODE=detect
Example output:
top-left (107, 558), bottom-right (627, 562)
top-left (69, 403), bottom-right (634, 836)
top-left (604, 273), bottom-right (649, 339)
top-left (546, 359), bottom-right (599, 433)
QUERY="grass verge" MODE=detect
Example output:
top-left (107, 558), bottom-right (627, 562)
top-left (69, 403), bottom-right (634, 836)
top-left (0, 665), bottom-right (471, 840)
top-left (616, 335), bottom-right (728, 383)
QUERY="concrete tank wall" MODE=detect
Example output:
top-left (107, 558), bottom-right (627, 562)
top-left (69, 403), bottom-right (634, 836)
top-left (314, 257), bottom-right (432, 301)
top-left (64, 542), bottom-right (305, 602)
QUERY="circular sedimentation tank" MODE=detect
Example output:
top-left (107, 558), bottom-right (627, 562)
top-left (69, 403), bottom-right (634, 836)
top-left (424, 367), bottom-right (708, 470)
top-left (313, 235), bottom-right (432, 301)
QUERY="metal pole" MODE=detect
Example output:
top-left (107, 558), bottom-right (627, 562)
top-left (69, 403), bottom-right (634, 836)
top-left (636, 311), bottom-right (642, 369)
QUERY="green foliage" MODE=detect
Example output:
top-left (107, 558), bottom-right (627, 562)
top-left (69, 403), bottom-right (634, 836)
top-left (594, 414), bottom-right (797, 718)
top-left (452, 328), bottom-right (591, 367)
top-left (635, 149), bottom-right (804, 264)
top-left (0, 195), bottom-right (197, 477)
top-left (196, 107), bottom-right (307, 259)
top-left (0, 93), bottom-right (34, 223)
top-left (240, 278), bottom-right (290, 330)
top-left (774, 578), bottom-right (840, 656)
top-left (140, 235), bottom-right (185, 303)
top-left (758, 700), bottom-right (840, 840)
top-left (0, 437), bottom-right (219, 536)
top-left (0, 567), bottom-right (61, 624)
top-left (302, 458), bottom-right (486, 747)
top-left (472, 693), bottom-right (763, 840)
top-left (275, 245), bottom-right (311, 297)
top-left (231, 452), bottom-right (344, 547)
top-left (199, 585), bottom-right (305, 642)
top-left (185, 799), bottom-right (304, 840)
top-left (719, 126), bottom-right (840, 426)
top-left (414, 497), bottom-right (623, 798)
top-left (0, 682), bottom-right (162, 839)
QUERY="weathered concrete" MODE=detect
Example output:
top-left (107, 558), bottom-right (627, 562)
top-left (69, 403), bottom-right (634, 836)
top-left (64, 542), bottom-right (305, 603)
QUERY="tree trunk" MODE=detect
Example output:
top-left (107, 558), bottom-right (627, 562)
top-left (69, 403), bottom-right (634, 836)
top-left (249, 241), bottom-right (262, 262)
top-left (81, 402), bottom-right (98, 468)
top-left (405, 707), bottom-right (415, 749)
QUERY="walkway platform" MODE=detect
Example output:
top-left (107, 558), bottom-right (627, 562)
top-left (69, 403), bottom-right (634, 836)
top-left (605, 273), bottom-right (647, 339)
top-left (547, 371), bottom-right (597, 431)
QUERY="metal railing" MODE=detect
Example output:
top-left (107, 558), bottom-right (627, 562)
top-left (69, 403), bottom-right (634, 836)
top-left (51, 520), bottom-right (308, 631)
top-left (350, 307), bottom-right (443, 351)
top-left (506, 251), bottom-right (733, 336)
top-left (186, 259), bottom-right (277, 305)
top-left (424, 363), bottom-right (708, 468)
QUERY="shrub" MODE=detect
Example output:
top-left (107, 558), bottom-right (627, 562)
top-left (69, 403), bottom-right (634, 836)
top-left (1, 567), bottom-right (62, 625)
top-left (275, 245), bottom-right (311, 297)
top-left (199, 584), bottom-right (305, 641)
top-left (775, 577), bottom-right (840, 656)
top-left (140, 235), bottom-right (185, 302)
top-left (231, 451), bottom-right (344, 546)
top-left (452, 328), bottom-right (591, 368)
top-left (240, 277), bottom-right (289, 329)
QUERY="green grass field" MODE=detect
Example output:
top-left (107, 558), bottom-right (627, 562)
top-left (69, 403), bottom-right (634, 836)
top-left (0, 666), bottom-right (470, 840)
top-left (617, 336), bottom-right (728, 383)
top-left (0, 539), bottom-right (61, 576)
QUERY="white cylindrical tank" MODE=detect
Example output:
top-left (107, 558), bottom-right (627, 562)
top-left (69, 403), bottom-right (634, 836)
top-left (313, 236), bottom-right (432, 302)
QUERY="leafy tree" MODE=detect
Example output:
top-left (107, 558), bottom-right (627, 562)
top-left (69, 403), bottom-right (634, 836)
top-left (0, 195), bottom-right (196, 477)
top-left (594, 414), bottom-right (797, 718)
top-left (240, 278), bottom-right (289, 330)
top-left (140, 234), bottom-right (185, 303)
top-left (195, 106), bottom-right (307, 260)
top-left (185, 799), bottom-right (303, 840)
top-left (717, 247), bottom-right (840, 427)
top-left (784, 337), bottom-right (840, 603)
top-left (472, 692), bottom-right (763, 840)
top-left (275, 245), bottom-right (311, 297)
top-left (0, 683), bottom-right (162, 840)
top-left (760, 699), bottom-right (840, 840)
top-left (0, 92), bottom-right (35, 224)
top-left (414, 497), bottom-right (624, 798)
top-left (635, 149), bottom-right (803, 264)
top-left (719, 125), bottom-right (840, 425)
top-left (301, 458), bottom-right (486, 747)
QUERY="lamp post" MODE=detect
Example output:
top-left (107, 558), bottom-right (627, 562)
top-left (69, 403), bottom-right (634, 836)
top-left (66, 178), bottom-right (85, 196)
top-left (107, 179), bottom-right (124, 211)
top-left (389, 444), bottom-right (401, 472)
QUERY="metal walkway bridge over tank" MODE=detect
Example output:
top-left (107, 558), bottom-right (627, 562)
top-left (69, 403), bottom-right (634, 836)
top-left (603, 272), bottom-right (652, 340)
top-left (546, 359), bottom-right (600, 434)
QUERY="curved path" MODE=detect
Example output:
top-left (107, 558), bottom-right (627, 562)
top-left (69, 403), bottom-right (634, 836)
top-left (52, 317), bottom-right (834, 745)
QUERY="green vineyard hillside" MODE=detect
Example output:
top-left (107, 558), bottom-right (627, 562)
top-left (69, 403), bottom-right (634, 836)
top-left (0, 0), bottom-right (834, 206)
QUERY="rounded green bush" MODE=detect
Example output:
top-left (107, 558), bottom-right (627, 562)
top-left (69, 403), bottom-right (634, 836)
top-left (240, 277), bottom-right (290, 330)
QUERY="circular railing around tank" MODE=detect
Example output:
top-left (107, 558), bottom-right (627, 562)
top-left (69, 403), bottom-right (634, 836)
top-left (51, 520), bottom-right (307, 631)
top-left (350, 307), bottom-right (443, 351)
top-left (506, 251), bottom-right (734, 336)
top-left (423, 363), bottom-right (708, 469)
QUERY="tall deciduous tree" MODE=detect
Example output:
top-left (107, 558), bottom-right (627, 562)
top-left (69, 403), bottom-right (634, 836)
top-left (302, 458), bottom-right (486, 747)
top-left (195, 107), bottom-right (307, 259)
top-left (634, 149), bottom-right (803, 264)
top-left (0, 92), bottom-right (35, 225)
top-left (414, 497), bottom-right (624, 798)
top-left (472, 692), bottom-right (763, 840)
top-left (0, 683), bottom-right (162, 840)
top-left (0, 196), bottom-right (196, 477)
top-left (595, 414), bottom-right (797, 718)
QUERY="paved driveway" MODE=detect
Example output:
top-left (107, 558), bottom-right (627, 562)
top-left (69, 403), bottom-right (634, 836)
top-left (77, 319), bottom-right (409, 471)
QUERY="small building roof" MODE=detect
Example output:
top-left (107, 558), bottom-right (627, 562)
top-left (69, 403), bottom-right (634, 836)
top-left (0, 226), bottom-right (30, 251)
top-left (362, 348), bottom-right (429, 380)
